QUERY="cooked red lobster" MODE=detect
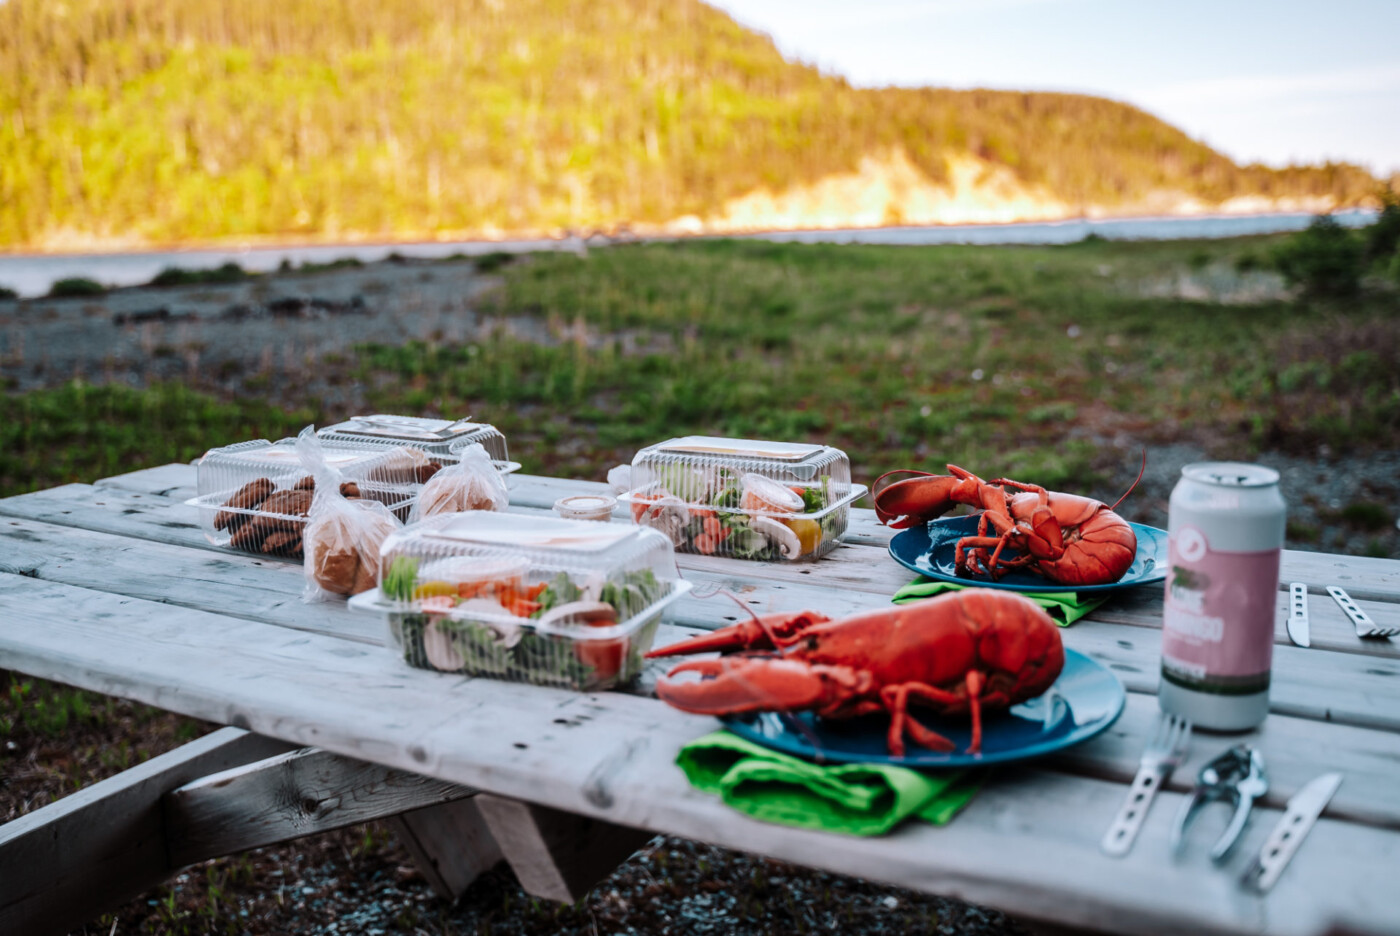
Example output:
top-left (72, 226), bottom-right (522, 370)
top-left (648, 589), bottom-right (1064, 756)
top-left (871, 462), bottom-right (1143, 586)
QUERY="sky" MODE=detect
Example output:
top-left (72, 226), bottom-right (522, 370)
top-left (709, 0), bottom-right (1400, 176)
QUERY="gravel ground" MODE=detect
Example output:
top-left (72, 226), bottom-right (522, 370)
top-left (0, 257), bottom-right (559, 411)
top-left (73, 829), bottom-right (1026, 936)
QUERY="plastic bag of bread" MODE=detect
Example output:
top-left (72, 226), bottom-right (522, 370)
top-left (296, 427), bottom-right (403, 601)
top-left (413, 442), bottom-right (509, 519)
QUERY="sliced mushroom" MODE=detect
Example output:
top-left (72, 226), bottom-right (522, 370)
top-left (536, 600), bottom-right (618, 629)
top-left (422, 620), bottom-right (466, 671)
top-left (752, 516), bottom-right (802, 560)
top-left (634, 490), bottom-right (691, 547)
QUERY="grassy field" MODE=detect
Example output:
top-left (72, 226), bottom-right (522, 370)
top-left (4, 234), bottom-right (1397, 499)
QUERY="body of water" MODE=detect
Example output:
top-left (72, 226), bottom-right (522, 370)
top-left (0, 209), bottom-right (1376, 298)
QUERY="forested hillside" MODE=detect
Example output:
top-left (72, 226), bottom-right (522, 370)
top-left (0, 0), bottom-right (1378, 248)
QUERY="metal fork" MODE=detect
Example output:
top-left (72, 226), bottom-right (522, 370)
top-left (1101, 712), bottom-right (1192, 856)
top-left (1326, 586), bottom-right (1399, 638)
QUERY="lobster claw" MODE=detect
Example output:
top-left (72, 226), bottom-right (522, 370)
top-left (645, 611), bottom-right (832, 659)
top-left (871, 469), bottom-right (964, 528)
top-left (655, 657), bottom-right (871, 715)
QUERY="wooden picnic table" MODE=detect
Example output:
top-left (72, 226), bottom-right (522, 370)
top-left (1, 463), bottom-right (1399, 936)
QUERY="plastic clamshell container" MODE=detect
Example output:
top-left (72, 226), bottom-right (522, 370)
top-left (185, 438), bottom-right (426, 559)
top-left (618, 436), bottom-right (867, 562)
top-left (353, 512), bottom-right (689, 691)
top-left (316, 415), bottom-right (520, 474)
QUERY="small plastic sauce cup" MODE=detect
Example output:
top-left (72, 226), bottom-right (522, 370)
top-left (554, 494), bottom-right (618, 522)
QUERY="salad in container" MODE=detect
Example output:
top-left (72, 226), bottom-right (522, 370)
top-left (317, 415), bottom-right (520, 476)
top-left (618, 436), bottom-right (866, 562)
top-left (351, 512), bottom-right (689, 691)
top-left (187, 438), bottom-right (427, 559)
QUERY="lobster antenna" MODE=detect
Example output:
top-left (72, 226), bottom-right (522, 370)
top-left (716, 589), bottom-right (792, 655)
top-left (1108, 449), bottom-right (1148, 513)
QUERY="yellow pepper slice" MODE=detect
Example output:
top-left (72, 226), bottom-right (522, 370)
top-left (785, 519), bottom-right (823, 556)
top-left (412, 580), bottom-right (457, 600)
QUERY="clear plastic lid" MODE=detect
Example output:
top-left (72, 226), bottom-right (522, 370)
top-left (618, 436), bottom-right (865, 561)
top-left (187, 438), bottom-right (428, 556)
top-left (317, 415), bottom-right (518, 472)
top-left (195, 438), bottom-right (436, 495)
top-left (378, 512), bottom-right (678, 597)
top-left (354, 512), bottom-right (687, 689)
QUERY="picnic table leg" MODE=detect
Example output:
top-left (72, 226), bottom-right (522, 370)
top-left (474, 793), bottom-right (653, 904)
top-left (388, 799), bottom-right (506, 900)
top-left (0, 727), bottom-right (291, 936)
top-left (162, 745), bottom-right (476, 866)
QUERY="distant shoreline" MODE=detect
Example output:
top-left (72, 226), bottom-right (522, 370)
top-left (0, 205), bottom-right (1378, 260)
top-left (0, 208), bottom-right (1378, 299)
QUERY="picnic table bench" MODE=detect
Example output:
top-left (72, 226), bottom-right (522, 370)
top-left (1, 463), bottom-right (1399, 936)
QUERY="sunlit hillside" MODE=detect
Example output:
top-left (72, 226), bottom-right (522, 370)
top-left (0, 0), bottom-right (1379, 249)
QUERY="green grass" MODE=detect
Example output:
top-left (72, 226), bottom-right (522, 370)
top-left (354, 236), bottom-right (1400, 485)
top-left (0, 382), bottom-right (313, 496)
top-left (1, 675), bottom-right (104, 738)
top-left (1, 236), bottom-right (1396, 503)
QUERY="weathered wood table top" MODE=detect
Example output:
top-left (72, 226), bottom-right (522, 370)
top-left (2, 464), bottom-right (1399, 936)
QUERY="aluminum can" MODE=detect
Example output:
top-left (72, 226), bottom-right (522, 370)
top-left (1159, 462), bottom-right (1285, 730)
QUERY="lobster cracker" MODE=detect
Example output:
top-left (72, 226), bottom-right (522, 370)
top-left (646, 589), bottom-right (1065, 757)
top-left (1170, 745), bottom-right (1269, 862)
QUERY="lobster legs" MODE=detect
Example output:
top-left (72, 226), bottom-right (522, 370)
top-left (654, 654), bottom-right (1011, 756)
top-left (882, 672), bottom-right (1014, 756)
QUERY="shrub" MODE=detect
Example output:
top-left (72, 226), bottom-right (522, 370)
top-left (1364, 187), bottom-right (1400, 263)
top-left (149, 262), bottom-right (248, 286)
top-left (0, 285), bottom-right (18, 300)
top-left (1272, 215), bottom-right (1364, 298)
top-left (474, 251), bottom-right (516, 273)
top-left (47, 277), bottom-right (105, 298)
top-left (295, 257), bottom-right (364, 274)
top-left (1234, 251), bottom-right (1267, 273)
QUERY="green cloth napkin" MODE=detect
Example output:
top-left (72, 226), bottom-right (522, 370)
top-left (677, 730), bottom-right (980, 836)
top-left (892, 578), bottom-right (1107, 626)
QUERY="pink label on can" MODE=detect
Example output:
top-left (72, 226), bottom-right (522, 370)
top-left (1161, 526), bottom-right (1280, 694)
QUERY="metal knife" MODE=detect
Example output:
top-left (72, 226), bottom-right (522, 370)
top-left (1286, 583), bottom-right (1310, 648)
top-left (1240, 772), bottom-right (1343, 894)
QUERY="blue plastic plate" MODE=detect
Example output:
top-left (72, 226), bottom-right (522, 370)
top-left (720, 649), bottom-right (1124, 768)
top-left (887, 515), bottom-right (1168, 594)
